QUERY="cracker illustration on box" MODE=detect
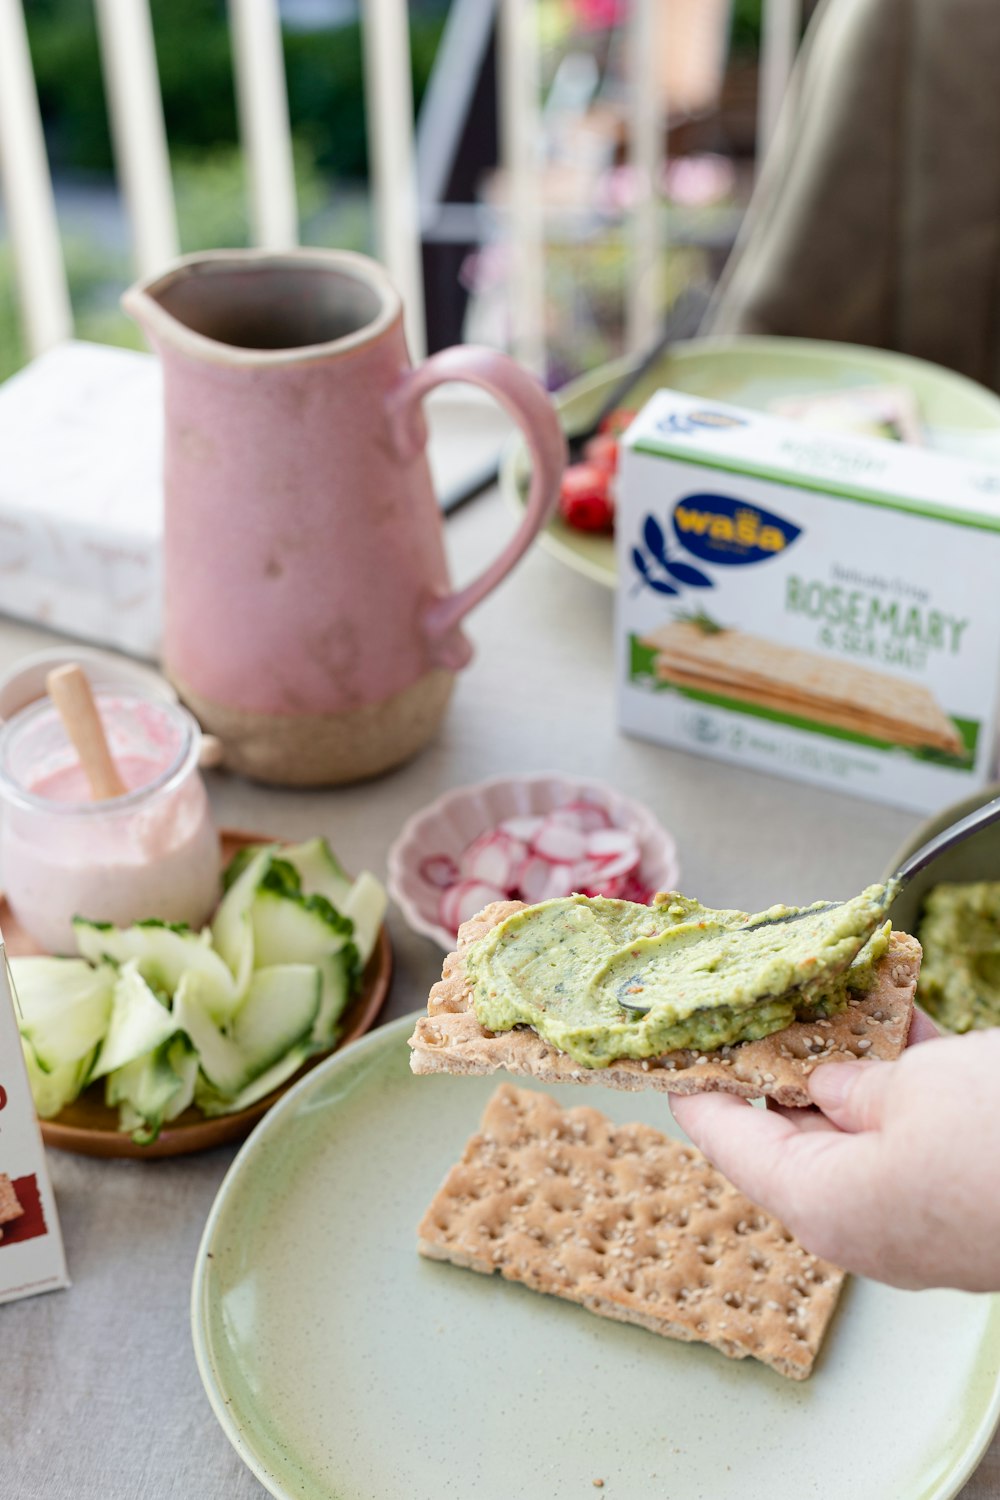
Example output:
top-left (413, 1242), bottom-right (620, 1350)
top-left (418, 1084), bottom-right (845, 1379)
top-left (0, 1174), bottom-right (24, 1242)
top-left (641, 620), bottom-right (963, 755)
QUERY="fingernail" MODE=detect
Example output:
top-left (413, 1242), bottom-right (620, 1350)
top-left (808, 1062), bottom-right (860, 1110)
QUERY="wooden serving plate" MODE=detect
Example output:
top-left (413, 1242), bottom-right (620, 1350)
top-left (5, 829), bottom-right (393, 1159)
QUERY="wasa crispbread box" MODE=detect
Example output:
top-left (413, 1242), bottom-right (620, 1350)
top-left (616, 389), bottom-right (1000, 813)
top-left (0, 944), bottom-right (69, 1305)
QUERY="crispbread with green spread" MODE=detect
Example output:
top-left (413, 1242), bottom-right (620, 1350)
top-left (407, 898), bottom-right (920, 1106)
top-left (418, 1083), bottom-right (845, 1379)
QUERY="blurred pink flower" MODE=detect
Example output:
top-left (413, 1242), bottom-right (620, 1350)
top-left (570, 0), bottom-right (626, 30)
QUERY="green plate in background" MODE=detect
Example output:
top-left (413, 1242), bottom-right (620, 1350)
top-left (503, 335), bottom-right (1000, 588)
top-left (192, 1014), bottom-right (1000, 1500)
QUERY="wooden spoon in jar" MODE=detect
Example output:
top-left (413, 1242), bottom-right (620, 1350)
top-left (46, 664), bottom-right (127, 801)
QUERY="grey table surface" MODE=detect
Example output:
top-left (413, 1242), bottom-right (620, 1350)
top-left (0, 485), bottom-right (996, 1499)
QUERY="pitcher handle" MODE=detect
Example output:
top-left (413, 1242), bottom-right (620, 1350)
top-left (387, 345), bottom-right (567, 648)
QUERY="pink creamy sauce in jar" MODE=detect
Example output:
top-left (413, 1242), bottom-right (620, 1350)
top-left (0, 693), bottom-right (220, 954)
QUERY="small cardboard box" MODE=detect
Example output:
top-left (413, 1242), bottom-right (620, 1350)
top-left (616, 390), bottom-right (1000, 813)
top-left (0, 341), bottom-right (162, 658)
top-left (0, 945), bottom-right (69, 1305)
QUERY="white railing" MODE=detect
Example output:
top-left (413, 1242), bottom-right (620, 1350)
top-left (0, 0), bottom-right (803, 371)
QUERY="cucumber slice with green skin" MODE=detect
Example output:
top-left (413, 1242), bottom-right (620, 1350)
top-left (211, 848), bottom-right (272, 994)
top-left (107, 1033), bottom-right (198, 1145)
top-left (73, 919), bottom-right (238, 1021)
top-left (21, 1038), bottom-right (98, 1119)
top-left (313, 949), bottom-right (353, 1046)
top-left (11, 957), bottom-right (114, 1072)
top-left (340, 871), bottom-right (387, 968)
top-left (281, 837), bottom-right (353, 911)
top-left (193, 1040), bottom-right (312, 1118)
top-left (233, 963), bottom-right (320, 1063)
top-left (175, 964), bottom-right (321, 1096)
top-left (221, 844), bottom-right (270, 894)
top-left (281, 840), bottom-right (385, 966)
top-left (250, 887), bottom-right (354, 969)
top-left (173, 972), bottom-right (248, 1096)
top-left (89, 962), bottom-right (178, 1082)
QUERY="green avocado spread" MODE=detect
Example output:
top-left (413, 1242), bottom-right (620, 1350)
top-left (465, 887), bottom-right (893, 1068)
top-left (918, 880), bottom-right (1000, 1032)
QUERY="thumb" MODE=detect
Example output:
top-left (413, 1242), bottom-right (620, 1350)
top-left (808, 1059), bottom-right (892, 1133)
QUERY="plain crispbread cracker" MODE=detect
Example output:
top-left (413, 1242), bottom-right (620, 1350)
top-left (418, 1083), bottom-right (845, 1379)
top-left (407, 901), bottom-right (920, 1106)
top-left (654, 664), bottom-right (960, 750)
top-left (640, 621), bottom-right (963, 754)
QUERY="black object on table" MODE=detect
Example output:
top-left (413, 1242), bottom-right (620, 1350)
top-left (438, 288), bottom-right (710, 517)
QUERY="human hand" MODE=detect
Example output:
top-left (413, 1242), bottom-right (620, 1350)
top-left (669, 1010), bottom-right (1000, 1291)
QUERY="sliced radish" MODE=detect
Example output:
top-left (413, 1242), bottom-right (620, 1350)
top-left (419, 853), bottom-right (460, 889)
top-left (580, 874), bottom-right (628, 899)
top-left (555, 800), bottom-right (612, 834)
top-left (460, 830), bottom-right (526, 891)
top-left (517, 856), bottom-right (576, 904)
top-left (498, 815), bottom-right (545, 842)
top-left (426, 801), bottom-right (655, 929)
top-left (440, 880), bottom-right (508, 932)
top-left (532, 818), bottom-right (587, 864)
top-left (585, 828), bottom-right (640, 862)
top-left (589, 849), bottom-right (641, 882)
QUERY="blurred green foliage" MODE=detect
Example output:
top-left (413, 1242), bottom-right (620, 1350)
top-left (4, 1), bottom-right (437, 378)
top-left (24, 0), bottom-right (445, 180)
top-left (730, 0), bottom-right (764, 53)
top-left (0, 233), bottom-right (142, 382)
top-left (0, 140), bottom-right (367, 380)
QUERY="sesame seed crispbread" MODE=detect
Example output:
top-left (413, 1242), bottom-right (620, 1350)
top-left (418, 1083), bottom-right (845, 1379)
top-left (407, 902), bottom-right (920, 1106)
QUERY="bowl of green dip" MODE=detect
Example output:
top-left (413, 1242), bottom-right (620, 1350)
top-left (884, 784), bottom-right (1000, 1031)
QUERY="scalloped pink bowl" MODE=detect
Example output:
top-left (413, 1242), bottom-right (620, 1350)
top-left (387, 772), bottom-right (681, 950)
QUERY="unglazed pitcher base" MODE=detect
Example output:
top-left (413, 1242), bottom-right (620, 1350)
top-left (170, 668), bottom-right (455, 787)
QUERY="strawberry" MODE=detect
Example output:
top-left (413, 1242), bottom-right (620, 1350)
top-left (558, 463), bottom-right (615, 533)
top-left (599, 407), bottom-right (637, 438)
top-left (582, 431), bottom-right (619, 473)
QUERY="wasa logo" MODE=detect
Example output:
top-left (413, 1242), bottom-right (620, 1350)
top-left (672, 493), bottom-right (800, 566)
top-left (655, 408), bottom-right (747, 436)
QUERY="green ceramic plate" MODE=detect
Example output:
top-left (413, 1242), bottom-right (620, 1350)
top-left (192, 1014), bottom-right (1000, 1500)
top-left (503, 335), bottom-right (1000, 588)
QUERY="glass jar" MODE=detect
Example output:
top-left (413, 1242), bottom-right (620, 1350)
top-left (0, 691), bottom-right (220, 954)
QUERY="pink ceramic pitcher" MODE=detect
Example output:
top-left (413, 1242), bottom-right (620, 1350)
top-left (123, 249), bottom-right (566, 785)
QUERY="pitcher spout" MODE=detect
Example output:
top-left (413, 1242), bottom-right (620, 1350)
top-left (121, 247), bottom-right (403, 367)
